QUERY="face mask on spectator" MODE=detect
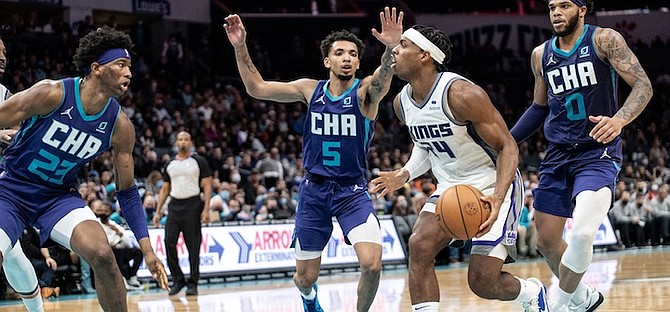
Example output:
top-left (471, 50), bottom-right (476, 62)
top-left (97, 213), bottom-right (110, 222)
top-left (220, 190), bottom-right (230, 201)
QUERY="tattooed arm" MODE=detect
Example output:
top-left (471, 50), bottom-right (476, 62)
top-left (596, 28), bottom-right (653, 123)
top-left (361, 7), bottom-right (403, 119)
top-left (223, 14), bottom-right (315, 104)
top-left (588, 27), bottom-right (653, 143)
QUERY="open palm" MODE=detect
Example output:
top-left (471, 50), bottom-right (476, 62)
top-left (372, 6), bottom-right (404, 47)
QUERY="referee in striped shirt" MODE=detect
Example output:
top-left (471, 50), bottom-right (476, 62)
top-left (154, 131), bottom-right (212, 296)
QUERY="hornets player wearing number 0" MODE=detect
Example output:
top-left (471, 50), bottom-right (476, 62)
top-left (510, 1), bottom-right (653, 311)
top-left (0, 26), bottom-right (169, 311)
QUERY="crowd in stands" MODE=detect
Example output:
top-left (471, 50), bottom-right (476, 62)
top-left (1, 8), bottom-right (670, 298)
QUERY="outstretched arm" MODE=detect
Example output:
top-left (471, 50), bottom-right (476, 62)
top-left (370, 96), bottom-right (430, 197)
top-left (112, 113), bottom-right (169, 291)
top-left (590, 28), bottom-right (653, 143)
top-left (223, 14), bottom-right (315, 104)
top-left (363, 6), bottom-right (403, 116)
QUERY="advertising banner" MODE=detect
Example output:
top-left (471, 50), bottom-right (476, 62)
top-left (133, 219), bottom-right (406, 278)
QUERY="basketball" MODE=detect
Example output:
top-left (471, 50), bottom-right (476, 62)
top-left (435, 184), bottom-right (491, 240)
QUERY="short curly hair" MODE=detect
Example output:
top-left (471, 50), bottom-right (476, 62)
top-left (319, 30), bottom-right (365, 60)
top-left (72, 26), bottom-right (134, 73)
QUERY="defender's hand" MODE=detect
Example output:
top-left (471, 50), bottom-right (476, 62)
top-left (223, 14), bottom-right (247, 48)
top-left (144, 252), bottom-right (169, 291)
top-left (370, 169), bottom-right (409, 198)
top-left (371, 6), bottom-right (404, 47)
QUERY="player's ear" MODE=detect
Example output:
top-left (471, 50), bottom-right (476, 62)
top-left (324, 57), bottom-right (331, 69)
top-left (579, 6), bottom-right (587, 18)
top-left (421, 51), bottom-right (432, 64)
top-left (90, 62), bottom-right (101, 75)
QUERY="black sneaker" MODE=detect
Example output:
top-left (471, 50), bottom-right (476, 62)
top-left (185, 285), bottom-right (198, 296)
top-left (169, 281), bottom-right (186, 296)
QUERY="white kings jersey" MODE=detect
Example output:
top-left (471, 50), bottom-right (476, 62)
top-left (0, 83), bottom-right (9, 103)
top-left (399, 72), bottom-right (498, 191)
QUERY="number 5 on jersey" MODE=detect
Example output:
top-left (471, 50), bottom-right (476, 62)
top-left (323, 141), bottom-right (341, 166)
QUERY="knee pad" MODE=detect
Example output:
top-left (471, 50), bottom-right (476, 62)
top-left (3, 243), bottom-right (39, 294)
top-left (294, 239), bottom-right (322, 261)
top-left (347, 213), bottom-right (382, 246)
top-left (562, 187), bottom-right (612, 273)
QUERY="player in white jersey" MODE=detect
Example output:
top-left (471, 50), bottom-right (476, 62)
top-left (0, 35), bottom-right (45, 312)
top-left (371, 25), bottom-right (548, 312)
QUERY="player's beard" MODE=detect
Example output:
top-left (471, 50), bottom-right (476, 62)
top-left (336, 73), bottom-right (354, 81)
top-left (554, 13), bottom-right (579, 37)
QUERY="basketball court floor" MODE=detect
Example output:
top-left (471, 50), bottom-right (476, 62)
top-left (0, 247), bottom-right (668, 311)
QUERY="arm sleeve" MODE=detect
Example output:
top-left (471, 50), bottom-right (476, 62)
top-left (116, 185), bottom-right (149, 240)
top-left (402, 144), bottom-right (431, 182)
top-left (510, 102), bottom-right (550, 143)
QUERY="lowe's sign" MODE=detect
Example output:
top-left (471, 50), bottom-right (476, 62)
top-left (133, 0), bottom-right (171, 16)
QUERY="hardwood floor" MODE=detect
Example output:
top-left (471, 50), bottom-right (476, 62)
top-left (1, 248), bottom-right (668, 311)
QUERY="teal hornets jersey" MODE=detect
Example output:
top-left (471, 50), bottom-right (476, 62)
top-left (1, 77), bottom-right (120, 189)
top-left (542, 24), bottom-right (619, 145)
top-left (301, 79), bottom-right (374, 179)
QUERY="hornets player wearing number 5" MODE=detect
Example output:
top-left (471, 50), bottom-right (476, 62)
top-left (511, 1), bottom-right (653, 311)
top-left (0, 27), bottom-right (169, 311)
top-left (224, 7), bottom-right (402, 312)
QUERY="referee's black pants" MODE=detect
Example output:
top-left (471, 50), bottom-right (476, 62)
top-left (165, 196), bottom-right (202, 287)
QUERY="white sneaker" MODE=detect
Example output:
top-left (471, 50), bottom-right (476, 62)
top-left (128, 276), bottom-right (142, 288)
top-left (569, 285), bottom-right (604, 312)
top-left (521, 278), bottom-right (549, 312)
top-left (124, 278), bottom-right (143, 291)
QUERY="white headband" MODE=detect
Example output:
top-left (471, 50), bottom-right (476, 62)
top-left (402, 28), bottom-right (445, 64)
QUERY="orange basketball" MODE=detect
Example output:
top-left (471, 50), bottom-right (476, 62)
top-left (435, 184), bottom-right (491, 240)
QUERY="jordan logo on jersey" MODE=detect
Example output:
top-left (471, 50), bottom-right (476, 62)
top-left (314, 94), bottom-right (326, 105)
top-left (600, 147), bottom-right (611, 159)
top-left (61, 106), bottom-right (74, 119)
top-left (546, 61), bottom-right (598, 94)
top-left (546, 53), bottom-right (557, 66)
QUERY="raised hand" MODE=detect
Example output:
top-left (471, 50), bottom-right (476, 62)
top-left (371, 6), bottom-right (404, 47)
top-left (223, 14), bottom-right (247, 48)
